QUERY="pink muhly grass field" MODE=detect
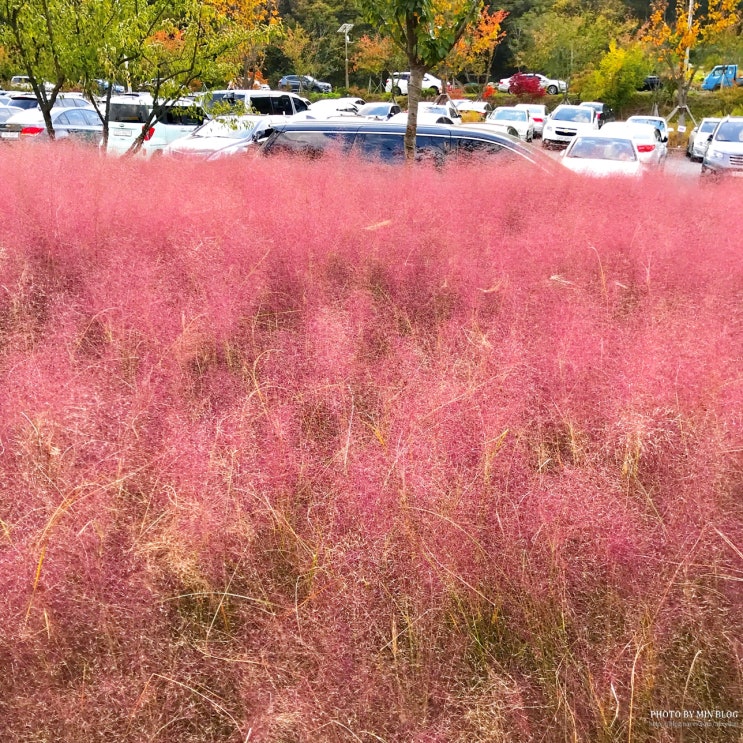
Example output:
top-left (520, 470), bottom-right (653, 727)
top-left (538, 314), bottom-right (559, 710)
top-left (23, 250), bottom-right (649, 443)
top-left (0, 143), bottom-right (741, 742)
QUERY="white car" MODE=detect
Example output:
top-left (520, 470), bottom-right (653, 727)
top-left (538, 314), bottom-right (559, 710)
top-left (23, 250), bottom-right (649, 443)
top-left (418, 100), bottom-right (462, 125)
top-left (561, 132), bottom-right (643, 177)
top-left (200, 89), bottom-right (310, 117)
top-left (626, 115), bottom-right (670, 143)
top-left (486, 106), bottom-right (534, 141)
top-left (162, 114), bottom-right (268, 158)
top-left (598, 121), bottom-right (667, 167)
top-left (497, 73), bottom-right (567, 95)
top-left (701, 116), bottom-right (743, 177)
top-left (105, 93), bottom-right (208, 156)
top-left (514, 103), bottom-right (548, 136)
top-left (385, 72), bottom-right (442, 96)
top-left (388, 111), bottom-right (455, 125)
top-left (302, 97), bottom-right (366, 119)
top-left (450, 99), bottom-right (492, 119)
top-left (687, 117), bottom-right (721, 160)
top-left (542, 104), bottom-right (598, 148)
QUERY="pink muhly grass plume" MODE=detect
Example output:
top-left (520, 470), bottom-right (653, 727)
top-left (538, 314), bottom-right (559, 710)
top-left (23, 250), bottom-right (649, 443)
top-left (0, 144), bottom-right (740, 741)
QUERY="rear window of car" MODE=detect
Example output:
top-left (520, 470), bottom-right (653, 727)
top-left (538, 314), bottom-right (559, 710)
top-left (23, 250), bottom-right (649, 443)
top-left (207, 93), bottom-right (248, 112)
top-left (9, 97), bottom-right (38, 109)
top-left (161, 106), bottom-right (206, 126)
top-left (110, 103), bottom-right (150, 123)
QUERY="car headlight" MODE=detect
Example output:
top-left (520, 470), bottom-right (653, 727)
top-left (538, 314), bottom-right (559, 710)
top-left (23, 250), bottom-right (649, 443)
top-left (706, 148), bottom-right (724, 160)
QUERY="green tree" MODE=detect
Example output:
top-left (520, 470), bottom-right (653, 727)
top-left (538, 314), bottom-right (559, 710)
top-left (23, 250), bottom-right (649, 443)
top-left (351, 34), bottom-right (405, 92)
top-left (0, 0), bottom-right (78, 138)
top-left (357, 0), bottom-right (481, 158)
top-left (578, 39), bottom-right (651, 111)
top-left (640, 0), bottom-right (740, 127)
top-left (0, 0), bottom-right (266, 149)
top-left (513, 0), bottom-right (635, 89)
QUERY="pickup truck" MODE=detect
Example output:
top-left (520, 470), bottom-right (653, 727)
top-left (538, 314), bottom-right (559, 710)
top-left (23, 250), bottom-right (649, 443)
top-left (701, 64), bottom-right (743, 90)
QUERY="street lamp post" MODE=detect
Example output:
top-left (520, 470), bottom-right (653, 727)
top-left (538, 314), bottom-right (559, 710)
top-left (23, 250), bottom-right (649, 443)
top-left (337, 23), bottom-right (353, 90)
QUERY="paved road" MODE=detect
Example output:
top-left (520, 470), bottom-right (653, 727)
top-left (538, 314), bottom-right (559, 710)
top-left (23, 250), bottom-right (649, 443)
top-left (664, 148), bottom-right (704, 179)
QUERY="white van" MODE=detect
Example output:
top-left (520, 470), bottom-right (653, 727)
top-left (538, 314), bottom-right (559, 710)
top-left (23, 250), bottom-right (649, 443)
top-left (10, 75), bottom-right (54, 92)
top-left (105, 93), bottom-right (208, 156)
top-left (201, 90), bottom-right (310, 117)
top-left (10, 75), bottom-right (32, 90)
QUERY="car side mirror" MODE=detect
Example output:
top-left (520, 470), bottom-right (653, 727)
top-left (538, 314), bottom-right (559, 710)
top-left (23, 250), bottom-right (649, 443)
top-left (707, 134), bottom-right (713, 142)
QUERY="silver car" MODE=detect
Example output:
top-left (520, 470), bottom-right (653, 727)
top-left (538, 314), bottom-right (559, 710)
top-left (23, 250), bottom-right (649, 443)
top-left (0, 105), bottom-right (102, 143)
top-left (687, 117), bottom-right (721, 161)
top-left (701, 116), bottom-right (743, 177)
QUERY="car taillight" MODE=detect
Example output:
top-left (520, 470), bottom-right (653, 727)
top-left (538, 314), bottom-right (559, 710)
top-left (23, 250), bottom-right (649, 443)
top-left (532, 117), bottom-right (543, 123)
top-left (20, 126), bottom-right (44, 137)
top-left (143, 126), bottom-right (155, 141)
top-left (637, 144), bottom-right (655, 152)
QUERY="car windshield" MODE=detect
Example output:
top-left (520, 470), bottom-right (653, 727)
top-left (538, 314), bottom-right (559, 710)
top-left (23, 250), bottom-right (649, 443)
top-left (700, 120), bottom-right (719, 133)
top-left (491, 109), bottom-right (526, 121)
top-left (358, 103), bottom-right (390, 116)
top-left (568, 137), bottom-right (637, 161)
top-left (192, 117), bottom-right (258, 139)
top-left (553, 108), bottom-right (592, 122)
top-left (714, 121), bottom-right (743, 141)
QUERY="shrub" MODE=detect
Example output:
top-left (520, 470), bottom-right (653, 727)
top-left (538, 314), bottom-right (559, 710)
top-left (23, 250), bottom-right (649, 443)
top-left (508, 72), bottom-right (546, 98)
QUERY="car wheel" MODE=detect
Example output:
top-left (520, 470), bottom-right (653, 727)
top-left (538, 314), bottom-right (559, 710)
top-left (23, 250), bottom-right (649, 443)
top-left (527, 131), bottom-right (533, 142)
top-left (430, 87), bottom-right (440, 95)
top-left (547, 85), bottom-right (558, 95)
top-left (393, 86), bottom-right (402, 96)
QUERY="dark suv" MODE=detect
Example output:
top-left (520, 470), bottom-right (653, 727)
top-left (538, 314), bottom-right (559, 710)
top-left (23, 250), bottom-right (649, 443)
top-left (277, 75), bottom-right (332, 94)
top-left (259, 119), bottom-right (556, 171)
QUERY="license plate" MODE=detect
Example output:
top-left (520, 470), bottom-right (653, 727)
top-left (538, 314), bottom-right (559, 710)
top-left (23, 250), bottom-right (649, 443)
top-left (113, 129), bottom-right (133, 137)
top-left (1, 132), bottom-right (19, 139)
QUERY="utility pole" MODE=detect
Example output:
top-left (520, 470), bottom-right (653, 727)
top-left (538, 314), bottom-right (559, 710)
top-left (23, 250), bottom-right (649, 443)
top-left (337, 23), bottom-right (353, 90)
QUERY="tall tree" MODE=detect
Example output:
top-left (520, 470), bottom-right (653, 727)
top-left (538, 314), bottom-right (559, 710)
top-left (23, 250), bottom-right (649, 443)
top-left (0, 0), bottom-right (77, 138)
top-left (640, 0), bottom-right (739, 126)
top-left (351, 33), bottom-right (406, 92)
top-left (446, 6), bottom-right (508, 89)
top-left (207, 0), bottom-right (282, 87)
top-left (513, 0), bottom-right (635, 89)
top-left (358, 0), bottom-right (481, 159)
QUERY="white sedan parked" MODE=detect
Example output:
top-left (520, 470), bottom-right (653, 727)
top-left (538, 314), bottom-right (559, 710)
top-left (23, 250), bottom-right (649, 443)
top-left (486, 106), bottom-right (535, 141)
top-left (514, 103), bottom-right (548, 137)
top-left (561, 132), bottom-right (643, 177)
top-left (598, 121), bottom-right (667, 167)
top-left (497, 73), bottom-right (567, 95)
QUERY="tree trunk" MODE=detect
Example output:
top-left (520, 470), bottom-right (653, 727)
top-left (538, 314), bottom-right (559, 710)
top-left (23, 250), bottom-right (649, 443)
top-left (677, 81), bottom-right (688, 129)
top-left (405, 63), bottom-right (425, 161)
